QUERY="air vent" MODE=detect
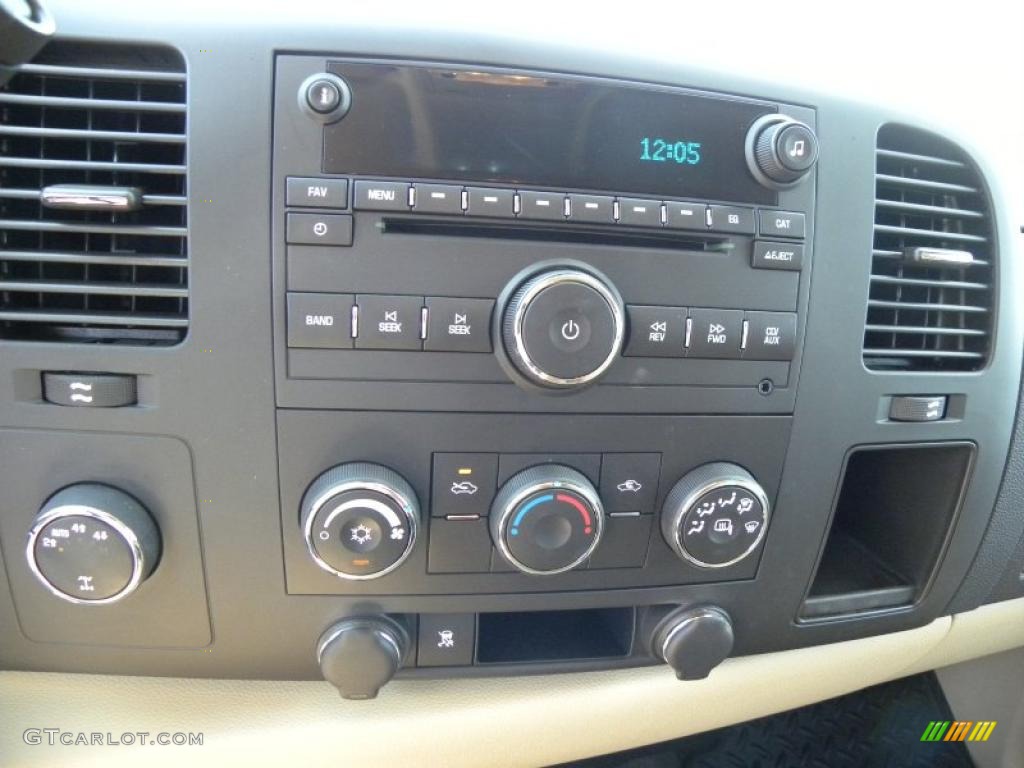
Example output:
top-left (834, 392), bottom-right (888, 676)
top-left (0, 41), bottom-right (188, 344)
top-left (864, 124), bottom-right (994, 371)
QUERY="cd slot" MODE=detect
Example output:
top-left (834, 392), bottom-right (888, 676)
top-left (381, 216), bottom-right (733, 252)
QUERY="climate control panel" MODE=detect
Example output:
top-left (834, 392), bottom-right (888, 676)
top-left (277, 410), bottom-right (789, 597)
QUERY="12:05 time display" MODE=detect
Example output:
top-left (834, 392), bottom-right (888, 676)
top-left (640, 137), bottom-right (702, 165)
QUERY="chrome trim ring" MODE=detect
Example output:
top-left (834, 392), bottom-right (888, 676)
top-left (666, 473), bottom-right (770, 570)
top-left (493, 473), bottom-right (605, 576)
top-left (508, 269), bottom-right (625, 388)
top-left (302, 476), bottom-right (418, 581)
top-left (25, 504), bottom-right (147, 605)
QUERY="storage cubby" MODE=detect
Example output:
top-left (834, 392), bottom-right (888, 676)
top-left (801, 443), bottom-right (975, 619)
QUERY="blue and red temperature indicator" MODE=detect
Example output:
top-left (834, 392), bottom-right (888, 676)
top-left (509, 492), bottom-right (593, 537)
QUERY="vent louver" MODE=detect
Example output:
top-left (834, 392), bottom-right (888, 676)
top-left (864, 124), bottom-right (994, 371)
top-left (0, 41), bottom-right (188, 344)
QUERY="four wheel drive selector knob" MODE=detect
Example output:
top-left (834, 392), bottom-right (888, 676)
top-left (661, 462), bottom-right (770, 568)
top-left (498, 264), bottom-right (626, 391)
top-left (26, 483), bottom-right (161, 604)
top-left (300, 463), bottom-right (419, 580)
top-left (490, 465), bottom-right (605, 575)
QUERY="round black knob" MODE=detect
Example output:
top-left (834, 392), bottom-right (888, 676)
top-left (746, 115), bottom-right (818, 187)
top-left (661, 462), bottom-right (769, 568)
top-left (500, 266), bottom-right (625, 390)
top-left (652, 606), bottom-right (734, 680)
top-left (297, 72), bottom-right (352, 123)
top-left (318, 616), bottom-right (409, 700)
top-left (300, 463), bottom-right (419, 580)
top-left (26, 483), bottom-right (160, 604)
top-left (490, 465), bottom-right (604, 574)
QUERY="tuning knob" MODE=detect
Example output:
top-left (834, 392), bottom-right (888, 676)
top-left (317, 616), bottom-right (409, 699)
top-left (661, 462), bottom-right (770, 568)
top-left (26, 483), bottom-right (161, 604)
top-left (498, 264), bottom-right (625, 391)
top-left (652, 606), bottom-right (734, 680)
top-left (490, 465), bottom-right (604, 575)
top-left (300, 463), bottom-right (419, 580)
top-left (746, 115), bottom-right (818, 187)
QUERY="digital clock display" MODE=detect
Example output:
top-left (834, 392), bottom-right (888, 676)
top-left (324, 62), bottom-right (777, 204)
top-left (640, 138), bottom-right (702, 165)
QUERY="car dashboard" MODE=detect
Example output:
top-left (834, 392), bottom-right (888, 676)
top-left (1, 1), bottom-right (1023, 766)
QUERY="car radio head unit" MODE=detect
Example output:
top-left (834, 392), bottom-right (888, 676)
top-left (322, 61), bottom-right (778, 205)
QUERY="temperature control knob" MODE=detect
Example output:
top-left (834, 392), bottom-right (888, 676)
top-left (499, 265), bottom-right (625, 391)
top-left (661, 462), bottom-right (769, 568)
top-left (490, 465), bottom-right (604, 575)
top-left (300, 463), bottom-right (419, 580)
top-left (746, 115), bottom-right (819, 187)
top-left (26, 483), bottom-right (161, 604)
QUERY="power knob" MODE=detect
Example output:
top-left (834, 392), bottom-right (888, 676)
top-left (498, 263), bottom-right (625, 391)
top-left (746, 115), bottom-right (819, 187)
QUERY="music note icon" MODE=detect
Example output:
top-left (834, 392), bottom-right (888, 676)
top-left (789, 139), bottom-right (806, 158)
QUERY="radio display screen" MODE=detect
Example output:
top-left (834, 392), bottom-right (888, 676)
top-left (323, 62), bottom-right (778, 205)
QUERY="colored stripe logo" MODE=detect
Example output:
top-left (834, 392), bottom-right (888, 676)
top-left (921, 721), bottom-right (997, 742)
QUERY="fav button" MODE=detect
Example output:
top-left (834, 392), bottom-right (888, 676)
top-left (286, 177), bottom-right (348, 209)
top-left (431, 453), bottom-right (499, 517)
top-left (688, 308), bottom-right (744, 358)
top-left (355, 295), bottom-right (423, 350)
top-left (424, 297), bottom-right (495, 353)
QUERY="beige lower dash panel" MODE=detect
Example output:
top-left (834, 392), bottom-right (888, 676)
top-left (0, 617), bottom-right (955, 768)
